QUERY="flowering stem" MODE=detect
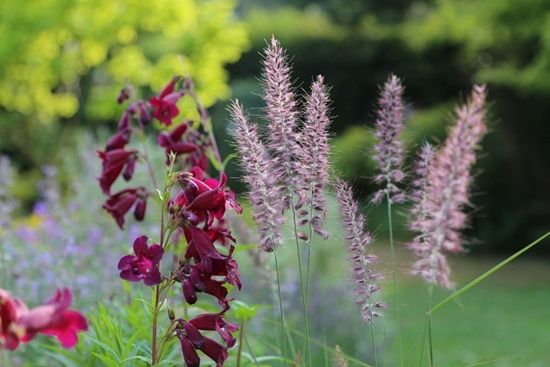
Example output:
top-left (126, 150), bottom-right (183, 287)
top-left (370, 322), bottom-right (378, 367)
top-left (237, 320), bottom-right (246, 367)
top-left (152, 191), bottom-right (168, 366)
top-left (151, 285), bottom-right (161, 366)
top-left (274, 250), bottom-right (288, 366)
top-left (290, 198), bottom-right (312, 366)
top-left (385, 191), bottom-right (403, 367)
top-left (427, 283), bottom-right (435, 367)
top-left (304, 183), bottom-right (315, 325)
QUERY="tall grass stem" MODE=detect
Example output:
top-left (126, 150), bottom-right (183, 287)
top-left (386, 191), bottom-right (404, 367)
top-left (290, 195), bottom-right (311, 366)
top-left (274, 251), bottom-right (288, 366)
top-left (429, 231), bottom-right (550, 314)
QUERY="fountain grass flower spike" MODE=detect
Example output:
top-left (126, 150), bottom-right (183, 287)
top-left (296, 75), bottom-right (332, 239)
top-left (408, 85), bottom-right (488, 288)
top-left (230, 101), bottom-right (284, 252)
top-left (102, 77), bottom-right (243, 366)
top-left (0, 288), bottom-right (87, 350)
top-left (262, 36), bottom-right (302, 209)
top-left (335, 178), bottom-right (384, 324)
top-left (372, 74), bottom-right (406, 205)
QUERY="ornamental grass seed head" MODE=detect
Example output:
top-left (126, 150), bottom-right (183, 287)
top-left (372, 74), bottom-right (406, 205)
top-left (335, 178), bottom-right (384, 324)
top-left (408, 85), bottom-right (488, 288)
top-left (230, 101), bottom-right (284, 252)
top-left (296, 75), bottom-right (332, 240)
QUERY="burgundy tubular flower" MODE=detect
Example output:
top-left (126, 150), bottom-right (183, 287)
top-left (117, 110), bottom-right (132, 130)
top-left (105, 129), bottom-right (131, 151)
top-left (175, 167), bottom-right (242, 226)
top-left (149, 77), bottom-right (185, 126)
top-left (0, 289), bottom-right (27, 350)
top-left (117, 85), bottom-right (132, 104)
top-left (18, 289), bottom-right (88, 348)
top-left (97, 148), bottom-right (138, 194)
top-left (1, 288), bottom-right (87, 350)
top-left (118, 235), bottom-right (164, 286)
top-left (157, 122), bottom-right (198, 164)
top-left (102, 187), bottom-right (148, 229)
top-left (176, 313), bottom-right (236, 367)
top-left (136, 100), bottom-right (152, 125)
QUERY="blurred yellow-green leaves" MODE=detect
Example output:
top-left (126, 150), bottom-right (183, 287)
top-left (0, 0), bottom-right (248, 124)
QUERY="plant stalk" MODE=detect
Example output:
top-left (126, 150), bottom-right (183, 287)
top-left (429, 231), bottom-right (550, 314)
top-left (290, 197), bottom-right (312, 366)
top-left (385, 191), bottom-right (404, 367)
top-left (274, 251), bottom-right (288, 366)
top-left (237, 320), bottom-right (246, 367)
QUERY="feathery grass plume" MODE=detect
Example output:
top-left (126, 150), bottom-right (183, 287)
top-left (262, 36), bottom-right (301, 207)
top-left (230, 100), bottom-right (284, 252)
top-left (332, 345), bottom-right (349, 367)
top-left (296, 75), bottom-right (332, 239)
top-left (409, 85), bottom-right (488, 288)
top-left (372, 74), bottom-right (406, 204)
top-left (335, 178), bottom-right (384, 323)
top-left (408, 142), bottom-right (436, 233)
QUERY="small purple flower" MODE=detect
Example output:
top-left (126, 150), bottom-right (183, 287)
top-left (118, 235), bottom-right (164, 286)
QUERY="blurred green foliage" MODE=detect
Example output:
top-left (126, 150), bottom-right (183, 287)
top-left (0, 0), bottom-right (248, 170)
top-left (0, 0), bottom-right (248, 205)
top-left (0, 0), bottom-right (247, 122)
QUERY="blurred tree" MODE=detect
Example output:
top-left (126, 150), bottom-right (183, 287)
top-left (0, 0), bottom-right (247, 123)
top-left (0, 0), bottom-right (248, 170)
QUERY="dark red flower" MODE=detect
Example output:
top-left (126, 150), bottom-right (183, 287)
top-left (98, 148), bottom-right (138, 194)
top-left (118, 235), bottom-right (164, 286)
top-left (0, 289), bottom-right (27, 350)
top-left (137, 101), bottom-right (152, 125)
top-left (117, 110), bottom-right (132, 130)
top-left (157, 122), bottom-right (198, 164)
top-left (102, 187), bottom-right (148, 229)
top-left (176, 313), bottom-right (235, 367)
top-left (17, 289), bottom-right (88, 348)
top-left (188, 313), bottom-right (238, 347)
top-left (149, 77), bottom-right (184, 126)
top-left (117, 86), bottom-right (132, 104)
top-left (178, 167), bottom-right (242, 226)
top-left (1, 288), bottom-right (87, 350)
top-left (105, 129), bottom-right (131, 151)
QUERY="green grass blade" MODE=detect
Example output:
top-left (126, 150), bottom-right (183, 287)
top-left (429, 231), bottom-right (550, 315)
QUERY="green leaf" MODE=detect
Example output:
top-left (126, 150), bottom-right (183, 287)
top-left (232, 300), bottom-right (258, 321)
top-left (429, 231), bottom-right (550, 314)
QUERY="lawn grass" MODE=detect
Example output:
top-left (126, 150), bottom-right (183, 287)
top-left (236, 197), bottom-right (550, 367)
